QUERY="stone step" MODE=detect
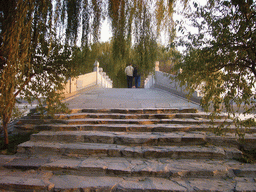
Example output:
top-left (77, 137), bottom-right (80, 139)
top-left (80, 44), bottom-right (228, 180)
top-left (16, 117), bottom-right (233, 126)
top-left (29, 112), bottom-right (228, 120)
top-left (62, 118), bottom-right (234, 126)
top-left (3, 157), bottom-right (256, 179)
top-left (17, 141), bottom-right (242, 159)
top-left (70, 108), bottom-right (199, 114)
top-left (15, 123), bottom-right (256, 134)
top-left (1, 164), bottom-right (256, 191)
top-left (4, 106), bottom-right (256, 192)
top-left (29, 131), bottom-right (256, 150)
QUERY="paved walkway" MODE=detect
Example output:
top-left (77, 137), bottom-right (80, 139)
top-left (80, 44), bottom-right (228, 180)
top-left (64, 86), bottom-right (202, 110)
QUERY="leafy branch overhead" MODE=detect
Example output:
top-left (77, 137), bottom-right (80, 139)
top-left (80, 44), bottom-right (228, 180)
top-left (174, 0), bottom-right (256, 114)
top-left (0, 0), bottom-right (181, 146)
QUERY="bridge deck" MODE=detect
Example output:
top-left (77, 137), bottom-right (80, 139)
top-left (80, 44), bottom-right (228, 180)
top-left (64, 86), bottom-right (201, 110)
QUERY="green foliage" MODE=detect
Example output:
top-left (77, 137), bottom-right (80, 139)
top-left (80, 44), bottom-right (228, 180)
top-left (157, 45), bottom-right (182, 73)
top-left (174, 0), bottom-right (256, 115)
top-left (73, 37), bottom-right (163, 88)
top-left (132, 3), bottom-right (158, 76)
top-left (0, 0), bottom-right (183, 145)
top-left (107, 0), bottom-right (171, 83)
top-left (71, 46), bottom-right (97, 75)
top-left (0, 132), bottom-right (35, 154)
top-left (0, 0), bottom-right (77, 145)
top-left (236, 147), bottom-right (256, 164)
top-left (240, 117), bottom-right (256, 127)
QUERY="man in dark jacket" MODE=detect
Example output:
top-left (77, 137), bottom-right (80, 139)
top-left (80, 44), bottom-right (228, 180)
top-left (133, 65), bottom-right (140, 88)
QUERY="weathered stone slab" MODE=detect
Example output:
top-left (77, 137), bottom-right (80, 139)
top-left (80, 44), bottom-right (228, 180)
top-left (4, 157), bottom-right (49, 170)
top-left (174, 178), bottom-right (236, 191)
top-left (1, 173), bottom-right (256, 192)
top-left (43, 159), bottom-right (81, 171)
top-left (79, 108), bottom-right (198, 114)
top-left (7, 107), bottom-right (256, 191)
top-left (116, 177), bottom-right (187, 191)
top-left (233, 168), bottom-right (256, 177)
top-left (17, 140), bottom-right (242, 160)
top-left (30, 131), bottom-right (207, 145)
top-left (1, 155), bottom-right (256, 191)
top-left (28, 131), bottom-right (256, 152)
top-left (15, 123), bottom-right (256, 134)
top-left (7, 156), bottom-right (255, 179)
top-left (50, 175), bottom-right (122, 191)
top-left (236, 182), bottom-right (256, 192)
top-left (0, 176), bottom-right (54, 191)
top-left (0, 155), bottom-right (16, 167)
top-left (61, 118), bottom-right (232, 126)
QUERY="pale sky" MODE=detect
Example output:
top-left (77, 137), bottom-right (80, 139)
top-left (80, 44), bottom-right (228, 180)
top-left (100, 19), bottom-right (112, 42)
top-left (100, 0), bottom-right (207, 45)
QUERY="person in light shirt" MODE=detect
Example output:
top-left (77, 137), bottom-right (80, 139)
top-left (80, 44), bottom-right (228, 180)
top-left (125, 63), bottom-right (134, 88)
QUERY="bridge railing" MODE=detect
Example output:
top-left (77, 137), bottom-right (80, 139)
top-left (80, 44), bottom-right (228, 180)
top-left (62, 61), bottom-right (112, 97)
top-left (144, 61), bottom-right (202, 103)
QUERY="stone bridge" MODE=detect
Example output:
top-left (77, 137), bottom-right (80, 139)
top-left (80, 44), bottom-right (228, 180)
top-left (1, 61), bottom-right (256, 191)
top-left (64, 86), bottom-right (201, 110)
top-left (61, 60), bottom-right (202, 110)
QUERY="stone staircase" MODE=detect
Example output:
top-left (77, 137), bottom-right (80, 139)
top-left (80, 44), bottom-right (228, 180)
top-left (1, 108), bottom-right (256, 191)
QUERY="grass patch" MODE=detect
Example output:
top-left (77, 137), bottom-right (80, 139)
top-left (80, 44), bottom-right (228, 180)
top-left (236, 149), bottom-right (256, 164)
top-left (238, 118), bottom-right (256, 163)
top-left (240, 117), bottom-right (256, 127)
top-left (0, 132), bottom-right (35, 155)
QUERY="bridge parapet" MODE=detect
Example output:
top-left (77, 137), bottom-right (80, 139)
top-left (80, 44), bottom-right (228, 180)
top-left (144, 62), bottom-right (202, 104)
top-left (62, 61), bottom-right (112, 97)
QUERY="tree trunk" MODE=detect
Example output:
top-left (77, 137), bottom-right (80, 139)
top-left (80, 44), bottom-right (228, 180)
top-left (2, 115), bottom-right (9, 147)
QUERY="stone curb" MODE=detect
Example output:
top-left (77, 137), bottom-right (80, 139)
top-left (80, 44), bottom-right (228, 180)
top-left (0, 171), bottom-right (256, 192)
top-left (15, 123), bottom-right (256, 134)
top-left (28, 131), bottom-right (256, 150)
top-left (17, 141), bottom-right (242, 159)
top-left (3, 156), bottom-right (256, 179)
top-left (16, 118), bottom-right (233, 125)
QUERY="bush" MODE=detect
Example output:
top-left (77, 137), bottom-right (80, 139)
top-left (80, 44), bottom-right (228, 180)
top-left (0, 132), bottom-right (35, 155)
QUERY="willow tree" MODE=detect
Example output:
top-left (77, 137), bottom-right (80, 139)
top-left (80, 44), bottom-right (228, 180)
top-left (0, 0), bottom-right (73, 146)
top-left (1, 0), bottom-right (181, 146)
top-left (174, 0), bottom-right (255, 117)
top-left (107, 0), bottom-right (178, 77)
top-left (62, 0), bottom-right (182, 76)
top-left (0, 0), bottom-right (83, 146)
top-left (70, 0), bottom-right (182, 86)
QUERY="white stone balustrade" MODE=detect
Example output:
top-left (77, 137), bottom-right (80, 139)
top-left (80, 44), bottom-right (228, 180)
top-left (144, 61), bottom-right (201, 103)
top-left (144, 74), bottom-right (155, 89)
top-left (62, 61), bottom-right (112, 97)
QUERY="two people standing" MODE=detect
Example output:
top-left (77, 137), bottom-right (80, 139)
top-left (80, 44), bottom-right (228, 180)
top-left (125, 63), bottom-right (140, 88)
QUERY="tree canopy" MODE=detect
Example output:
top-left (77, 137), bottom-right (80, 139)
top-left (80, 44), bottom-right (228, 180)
top-left (174, 0), bottom-right (256, 115)
top-left (0, 0), bottom-right (182, 145)
top-left (2, 0), bottom-right (255, 145)
top-left (0, 0), bottom-right (78, 145)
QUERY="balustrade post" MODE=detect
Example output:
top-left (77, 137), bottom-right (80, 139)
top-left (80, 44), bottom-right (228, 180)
top-left (155, 61), bottom-right (159, 72)
top-left (94, 61), bottom-right (99, 85)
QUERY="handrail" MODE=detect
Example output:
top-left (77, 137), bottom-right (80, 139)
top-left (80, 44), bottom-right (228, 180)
top-left (144, 61), bottom-right (201, 103)
top-left (62, 61), bottom-right (112, 97)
